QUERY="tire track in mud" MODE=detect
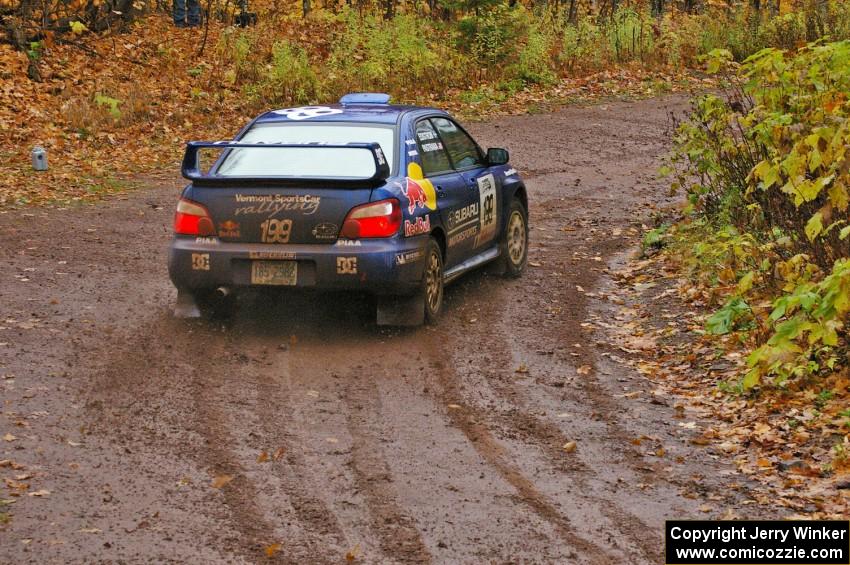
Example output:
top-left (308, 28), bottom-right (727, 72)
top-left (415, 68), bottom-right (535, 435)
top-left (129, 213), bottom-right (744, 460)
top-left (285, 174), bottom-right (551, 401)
top-left (426, 191), bottom-right (665, 561)
top-left (184, 329), bottom-right (284, 559)
top-left (252, 344), bottom-right (350, 562)
top-left (422, 342), bottom-right (613, 564)
top-left (340, 367), bottom-right (433, 564)
top-left (447, 300), bottom-right (659, 562)
top-left (504, 191), bottom-right (671, 559)
top-left (83, 316), bottom-right (282, 562)
top-left (510, 195), bottom-right (665, 561)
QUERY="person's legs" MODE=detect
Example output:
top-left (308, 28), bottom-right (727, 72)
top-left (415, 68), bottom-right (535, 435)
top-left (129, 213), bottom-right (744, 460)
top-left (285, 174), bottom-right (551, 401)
top-left (172, 0), bottom-right (186, 26)
top-left (187, 0), bottom-right (201, 27)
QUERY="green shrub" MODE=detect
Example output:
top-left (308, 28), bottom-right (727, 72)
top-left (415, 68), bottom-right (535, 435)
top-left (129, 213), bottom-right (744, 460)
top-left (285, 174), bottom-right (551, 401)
top-left (246, 40), bottom-right (322, 106)
top-left (607, 8), bottom-right (654, 63)
top-left (327, 10), bottom-right (468, 98)
top-left (557, 16), bottom-right (604, 72)
top-left (510, 22), bottom-right (557, 85)
top-left (669, 41), bottom-right (850, 389)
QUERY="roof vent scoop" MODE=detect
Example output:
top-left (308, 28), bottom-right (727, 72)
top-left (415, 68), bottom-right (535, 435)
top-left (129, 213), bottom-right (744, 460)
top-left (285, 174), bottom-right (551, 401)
top-left (339, 93), bottom-right (391, 105)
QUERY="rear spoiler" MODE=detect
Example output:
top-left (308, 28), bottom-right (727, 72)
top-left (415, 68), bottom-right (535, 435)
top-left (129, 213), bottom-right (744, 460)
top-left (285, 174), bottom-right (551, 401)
top-left (181, 141), bottom-right (391, 188)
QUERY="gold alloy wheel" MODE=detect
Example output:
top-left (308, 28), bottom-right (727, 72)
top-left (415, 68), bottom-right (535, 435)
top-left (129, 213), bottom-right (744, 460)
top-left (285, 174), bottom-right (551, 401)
top-left (424, 247), bottom-right (443, 313)
top-left (507, 210), bottom-right (526, 266)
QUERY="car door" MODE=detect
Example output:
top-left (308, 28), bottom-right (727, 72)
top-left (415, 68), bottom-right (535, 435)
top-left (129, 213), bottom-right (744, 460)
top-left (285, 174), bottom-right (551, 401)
top-left (412, 119), bottom-right (468, 268)
top-left (430, 116), bottom-right (500, 256)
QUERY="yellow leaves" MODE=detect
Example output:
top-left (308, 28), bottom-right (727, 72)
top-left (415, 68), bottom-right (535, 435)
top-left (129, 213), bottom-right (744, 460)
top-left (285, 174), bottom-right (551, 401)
top-left (345, 543), bottom-right (361, 561)
top-left (736, 271), bottom-right (755, 295)
top-left (211, 474), bottom-right (234, 489)
top-left (69, 21), bottom-right (88, 35)
top-left (804, 212), bottom-right (823, 242)
top-left (264, 543), bottom-right (282, 557)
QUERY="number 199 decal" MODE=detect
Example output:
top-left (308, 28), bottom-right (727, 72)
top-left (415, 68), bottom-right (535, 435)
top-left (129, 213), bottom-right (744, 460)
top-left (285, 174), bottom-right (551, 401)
top-left (260, 219), bottom-right (293, 243)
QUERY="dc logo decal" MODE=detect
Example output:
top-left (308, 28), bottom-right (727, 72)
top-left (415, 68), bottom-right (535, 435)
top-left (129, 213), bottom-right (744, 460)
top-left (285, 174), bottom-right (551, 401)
top-left (271, 106), bottom-right (344, 120)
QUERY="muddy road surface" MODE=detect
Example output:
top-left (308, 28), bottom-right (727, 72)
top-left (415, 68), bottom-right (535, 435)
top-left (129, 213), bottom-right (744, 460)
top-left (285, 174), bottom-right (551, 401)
top-left (1, 95), bottom-right (775, 563)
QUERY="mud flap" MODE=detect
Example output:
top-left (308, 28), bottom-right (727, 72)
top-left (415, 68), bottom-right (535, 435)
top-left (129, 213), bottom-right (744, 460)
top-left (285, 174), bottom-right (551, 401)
top-left (173, 289), bottom-right (201, 319)
top-left (376, 293), bottom-right (425, 326)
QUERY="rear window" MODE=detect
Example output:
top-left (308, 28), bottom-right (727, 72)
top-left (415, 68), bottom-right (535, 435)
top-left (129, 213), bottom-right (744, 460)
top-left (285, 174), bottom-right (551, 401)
top-left (215, 122), bottom-right (396, 178)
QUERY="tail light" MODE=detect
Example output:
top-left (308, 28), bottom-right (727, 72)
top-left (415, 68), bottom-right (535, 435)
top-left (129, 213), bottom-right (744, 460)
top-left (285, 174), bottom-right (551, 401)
top-left (340, 199), bottom-right (401, 239)
top-left (174, 198), bottom-right (215, 236)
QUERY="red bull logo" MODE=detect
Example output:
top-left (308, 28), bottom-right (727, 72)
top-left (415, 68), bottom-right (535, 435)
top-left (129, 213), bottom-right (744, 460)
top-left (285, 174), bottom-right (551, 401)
top-left (403, 178), bottom-right (428, 214)
top-left (218, 220), bottom-right (240, 238)
top-left (403, 163), bottom-right (437, 215)
top-left (404, 215), bottom-right (431, 237)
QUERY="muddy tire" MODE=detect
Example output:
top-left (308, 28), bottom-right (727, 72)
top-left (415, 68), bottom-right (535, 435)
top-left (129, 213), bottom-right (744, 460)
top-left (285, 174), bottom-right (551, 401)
top-left (423, 237), bottom-right (444, 323)
top-left (499, 199), bottom-right (528, 277)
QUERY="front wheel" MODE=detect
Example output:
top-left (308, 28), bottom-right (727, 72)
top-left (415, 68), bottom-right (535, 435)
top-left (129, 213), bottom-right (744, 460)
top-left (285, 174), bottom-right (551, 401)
top-left (423, 238), bottom-right (444, 323)
top-left (501, 200), bottom-right (528, 277)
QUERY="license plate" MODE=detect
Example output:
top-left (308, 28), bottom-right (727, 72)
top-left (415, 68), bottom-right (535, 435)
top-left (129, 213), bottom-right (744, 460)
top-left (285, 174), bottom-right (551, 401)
top-left (250, 261), bottom-right (297, 286)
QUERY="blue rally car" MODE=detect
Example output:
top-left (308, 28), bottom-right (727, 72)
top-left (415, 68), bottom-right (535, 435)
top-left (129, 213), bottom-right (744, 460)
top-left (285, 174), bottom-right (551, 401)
top-left (168, 93), bottom-right (528, 325)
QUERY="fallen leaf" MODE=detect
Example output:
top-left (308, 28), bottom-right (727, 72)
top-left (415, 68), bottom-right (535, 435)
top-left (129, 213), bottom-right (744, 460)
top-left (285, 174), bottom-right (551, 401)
top-left (562, 441), bottom-right (577, 453)
top-left (515, 364), bottom-right (529, 374)
top-left (447, 404), bottom-right (462, 410)
top-left (78, 528), bottom-right (101, 533)
top-left (256, 451), bottom-right (269, 463)
top-left (265, 543), bottom-right (282, 557)
top-left (28, 489), bottom-right (50, 497)
top-left (211, 475), bottom-right (234, 489)
top-left (3, 434), bottom-right (16, 442)
top-left (576, 365), bottom-right (592, 376)
top-left (272, 447), bottom-right (286, 461)
top-left (346, 543), bottom-right (360, 561)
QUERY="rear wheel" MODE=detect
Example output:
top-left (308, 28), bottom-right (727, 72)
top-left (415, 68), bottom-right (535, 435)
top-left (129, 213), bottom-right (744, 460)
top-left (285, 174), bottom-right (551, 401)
top-left (423, 238), bottom-right (444, 323)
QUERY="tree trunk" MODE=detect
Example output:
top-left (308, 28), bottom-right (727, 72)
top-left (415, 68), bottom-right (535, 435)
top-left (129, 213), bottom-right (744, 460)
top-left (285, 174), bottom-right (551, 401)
top-left (567, 0), bottom-right (577, 23)
top-left (302, 0), bottom-right (310, 17)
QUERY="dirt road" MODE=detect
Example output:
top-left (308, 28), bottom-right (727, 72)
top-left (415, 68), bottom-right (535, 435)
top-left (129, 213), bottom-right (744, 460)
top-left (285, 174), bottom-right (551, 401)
top-left (1, 95), bottom-right (778, 564)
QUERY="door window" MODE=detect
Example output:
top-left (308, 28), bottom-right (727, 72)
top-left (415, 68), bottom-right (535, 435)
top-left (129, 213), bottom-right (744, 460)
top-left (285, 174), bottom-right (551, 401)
top-left (415, 120), bottom-right (452, 176)
top-left (430, 117), bottom-right (484, 170)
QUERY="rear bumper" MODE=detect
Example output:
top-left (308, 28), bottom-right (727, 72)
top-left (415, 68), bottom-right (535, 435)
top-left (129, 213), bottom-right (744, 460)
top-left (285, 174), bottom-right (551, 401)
top-left (168, 236), bottom-right (427, 295)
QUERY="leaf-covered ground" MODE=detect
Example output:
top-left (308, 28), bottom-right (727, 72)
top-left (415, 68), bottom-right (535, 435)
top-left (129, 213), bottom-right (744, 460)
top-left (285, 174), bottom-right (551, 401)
top-left (608, 246), bottom-right (850, 519)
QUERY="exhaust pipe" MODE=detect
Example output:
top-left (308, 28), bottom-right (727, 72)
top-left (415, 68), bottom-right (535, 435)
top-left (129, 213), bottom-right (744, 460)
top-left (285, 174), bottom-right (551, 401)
top-left (216, 286), bottom-right (231, 298)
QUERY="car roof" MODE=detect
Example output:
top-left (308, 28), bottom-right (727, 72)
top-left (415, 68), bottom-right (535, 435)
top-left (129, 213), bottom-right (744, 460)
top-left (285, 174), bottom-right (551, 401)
top-left (253, 103), bottom-right (446, 126)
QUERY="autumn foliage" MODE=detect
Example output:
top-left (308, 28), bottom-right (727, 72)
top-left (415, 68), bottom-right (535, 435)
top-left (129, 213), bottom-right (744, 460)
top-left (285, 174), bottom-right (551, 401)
top-left (2, 0), bottom-right (850, 208)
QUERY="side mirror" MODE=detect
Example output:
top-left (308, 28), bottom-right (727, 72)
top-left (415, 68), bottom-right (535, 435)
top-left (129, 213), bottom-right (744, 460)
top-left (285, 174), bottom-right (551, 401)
top-left (487, 147), bottom-right (509, 166)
